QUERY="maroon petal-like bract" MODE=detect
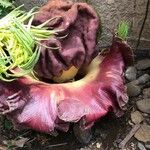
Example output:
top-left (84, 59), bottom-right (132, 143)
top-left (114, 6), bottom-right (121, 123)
top-left (0, 37), bottom-right (133, 133)
top-left (33, 0), bottom-right (99, 79)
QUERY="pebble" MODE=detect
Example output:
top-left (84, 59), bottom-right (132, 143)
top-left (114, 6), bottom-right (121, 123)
top-left (136, 59), bottom-right (150, 70)
top-left (130, 142), bottom-right (136, 150)
top-left (136, 98), bottom-right (150, 114)
top-left (130, 74), bottom-right (150, 86)
top-left (126, 83), bottom-right (141, 97)
top-left (131, 111), bottom-right (144, 124)
top-left (137, 142), bottom-right (146, 150)
top-left (145, 143), bottom-right (150, 149)
top-left (145, 117), bottom-right (150, 124)
top-left (137, 74), bottom-right (150, 85)
top-left (143, 88), bottom-right (150, 98)
top-left (96, 142), bottom-right (102, 149)
top-left (115, 138), bottom-right (122, 144)
top-left (134, 124), bottom-right (150, 143)
top-left (128, 120), bottom-right (134, 126)
top-left (142, 113), bottom-right (149, 117)
top-left (125, 67), bottom-right (137, 81)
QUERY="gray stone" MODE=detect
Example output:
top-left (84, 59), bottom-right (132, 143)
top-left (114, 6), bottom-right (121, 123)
top-left (137, 74), bottom-right (150, 85)
top-left (136, 99), bottom-right (150, 114)
top-left (134, 124), bottom-right (150, 143)
top-left (125, 67), bottom-right (137, 81)
top-left (131, 111), bottom-right (144, 124)
top-left (128, 120), bottom-right (134, 126)
top-left (145, 143), bottom-right (150, 149)
top-left (142, 113), bottom-right (149, 117)
top-left (130, 142), bottom-right (136, 150)
top-left (136, 59), bottom-right (150, 70)
top-left (143, 88), bottom-right (150, 98)
top-left (132, 74), bottom-right (150, 85)
top-left (127, 82), bottom-right (141, 97)
top-left (137, 142), bottom-right (146, 150)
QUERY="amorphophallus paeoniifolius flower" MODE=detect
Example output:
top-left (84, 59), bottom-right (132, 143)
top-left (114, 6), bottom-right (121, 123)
top-left (0, 36), bottom-right (133, 133)
top-left (0, 0), bottom-right (134, 139)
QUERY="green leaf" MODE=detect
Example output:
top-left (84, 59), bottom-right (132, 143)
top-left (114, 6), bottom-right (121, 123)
top-left (117, 21), bottom-right (129, 40)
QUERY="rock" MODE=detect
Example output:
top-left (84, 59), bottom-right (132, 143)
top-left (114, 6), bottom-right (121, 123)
top-left (134, 124), bottom-right (150, 143)
top-left (131, 111), bottom-right (144, 124)
top-left (137, 74), bottom-right (150, 85)
top-left (142, 113), bottom-right (149, 117)
top-left (136, 59), bottom-right (150, 70)
top-left (115, 138), bottom-right (122, 144)
top-left (130, 74), bottom-right (150, 86)
top-left (125, 67), bottom-right (137, 81)
top-left (128, 120), bottom-right (134, 126)
top-left (127, 83), bottom-right (141, 97)
top-left (136, 99), bottom-right (150, 114)
top-left (145, 143), bottom-right (150, 149)
top-left (96, 142), bottom-right (102, 149)
top-left (143, 88), bottom-right (150, 98)
top-left (137, 142), bottom-right (146, 150)
top-left (145, 117), bottom-right (150, 124)
top-left (130, 142), bottom-right (136, 150)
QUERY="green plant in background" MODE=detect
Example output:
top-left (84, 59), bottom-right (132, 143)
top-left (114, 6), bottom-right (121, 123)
top-left (117, 21), bottom-right (129, 40)
top-left (0, 0), bottom-right (15, 18)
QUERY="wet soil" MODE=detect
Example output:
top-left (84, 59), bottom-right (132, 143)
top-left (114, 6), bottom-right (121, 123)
top-left (0, 106), bottom-right (136, 150)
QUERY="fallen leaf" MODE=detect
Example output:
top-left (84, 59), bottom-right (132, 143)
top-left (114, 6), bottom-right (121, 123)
top-left (0, 145), bottom-right (7, 150)
top-left (11, 138), bottom-right (29, 148)
top-left (3, 138), bottom-right (29, 150)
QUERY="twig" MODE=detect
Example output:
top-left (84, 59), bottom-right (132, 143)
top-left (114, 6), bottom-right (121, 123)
top-left (47, 142), bottom-right (67, 148)
top-left (118, 124), bottom-right (141, 149)
top-left (15, 130), bottom-right (31, 140)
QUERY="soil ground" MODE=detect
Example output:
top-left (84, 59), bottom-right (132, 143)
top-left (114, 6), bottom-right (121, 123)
top-left (0, 100), bottom-right (138, 150)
